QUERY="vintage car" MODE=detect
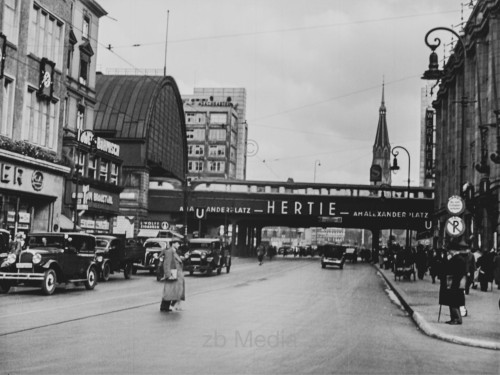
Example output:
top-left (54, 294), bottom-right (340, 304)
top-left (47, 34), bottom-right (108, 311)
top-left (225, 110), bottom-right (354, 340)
top-left (184, 238), bottom-right (231, 276)
top-left (344, 247), bottom-right (358, 263)
top-left (320, 244), bottom-right (346, 269)
top-left (0, 229), bottom-right (10, 264)
top-left (134, 236), bottom-right (182, 274)
top-left (0, 232), bottom-right (98, 295)
top-left (95, 235), bottom-right (145, 281)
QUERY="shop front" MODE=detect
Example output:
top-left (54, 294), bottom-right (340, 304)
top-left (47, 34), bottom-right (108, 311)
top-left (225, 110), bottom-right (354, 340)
top-left (0, 149), bottom-right (70, 238)
top-left (71, 185), bottom-right (120, 235)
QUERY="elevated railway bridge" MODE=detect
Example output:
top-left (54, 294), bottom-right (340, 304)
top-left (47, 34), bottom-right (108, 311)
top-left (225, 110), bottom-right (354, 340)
top-left (147, 179), bottom-right (434, 256)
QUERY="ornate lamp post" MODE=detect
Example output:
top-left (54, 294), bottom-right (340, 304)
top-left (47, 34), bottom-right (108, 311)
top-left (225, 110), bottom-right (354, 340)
top-left (390, 146), bottom-right (411, 249)
top-left (422, 26), bottom-right (470, 196)
top-left (313, 159), bottom-right (321, 183)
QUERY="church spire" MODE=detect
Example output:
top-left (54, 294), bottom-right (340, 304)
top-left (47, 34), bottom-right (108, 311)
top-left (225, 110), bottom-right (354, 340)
top-left (371, 80), bottom-right (391, 186)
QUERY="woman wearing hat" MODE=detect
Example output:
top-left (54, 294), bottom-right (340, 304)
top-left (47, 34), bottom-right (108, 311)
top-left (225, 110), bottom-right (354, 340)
top-left (160, 239), bottom-right (185, 312)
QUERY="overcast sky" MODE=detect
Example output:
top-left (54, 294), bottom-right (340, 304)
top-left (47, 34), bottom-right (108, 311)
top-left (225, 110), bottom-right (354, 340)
top-left (96, 0), bottom-right (472, 186)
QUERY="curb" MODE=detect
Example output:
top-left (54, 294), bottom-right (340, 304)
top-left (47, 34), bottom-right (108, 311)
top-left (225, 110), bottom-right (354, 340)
top-left (375, 264), bottom-right (500, 351)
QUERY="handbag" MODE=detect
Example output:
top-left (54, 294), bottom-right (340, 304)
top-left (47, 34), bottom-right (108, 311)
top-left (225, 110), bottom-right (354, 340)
top-left (166, 268), bottom-right (178, 281)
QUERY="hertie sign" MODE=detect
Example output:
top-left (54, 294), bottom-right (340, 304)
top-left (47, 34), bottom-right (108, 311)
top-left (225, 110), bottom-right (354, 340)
top-left (445, 216), bottom-right (465, 237)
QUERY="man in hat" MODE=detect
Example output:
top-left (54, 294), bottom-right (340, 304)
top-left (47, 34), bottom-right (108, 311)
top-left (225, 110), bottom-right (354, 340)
top-left (442, 247), bottom-right (466, 325)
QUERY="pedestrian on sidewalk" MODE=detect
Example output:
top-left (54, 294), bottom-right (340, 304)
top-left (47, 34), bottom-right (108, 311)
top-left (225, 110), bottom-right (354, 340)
top-left (493, 249), bottom-right (500, 290)
top-left (429, 248), bottom-right (445, 284)
top-left (477, 248), bottom-right (495, 292)
top-left (462, 247), bottom-right (476, 295)
top-left (440, 247), bottom-right (466, 325)
top-left (160, 239), bottom-right (185, 312)
top-left (415, 244), bottom-right (428, 280)
top-left (257, 244), bottom-right (265, 265)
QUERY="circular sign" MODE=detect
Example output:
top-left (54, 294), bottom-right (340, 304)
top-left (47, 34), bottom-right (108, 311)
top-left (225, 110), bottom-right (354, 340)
top-left (445, 216), bottom-right (465, 237)
top-left (446, 195), bottom-right (465, 215)
top-left (160, 221), bottom-right (169, 230)
top-left (31, 170), bottom-right (44, 191)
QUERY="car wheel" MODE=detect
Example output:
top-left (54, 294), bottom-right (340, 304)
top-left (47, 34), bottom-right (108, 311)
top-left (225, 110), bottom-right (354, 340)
top-left (101, 262), bottom-right (111, 282)
top-left (0, 281), bottom-right (11, 293)
top-left (124, 263), bottom-right (133, 279)
top-left (85, 266), bottom-right (98, 290)
top-left (189, 270), bottom-right (194, 276)
top-left (321, 263), bottom-right (326, 269)
top-left (42, 269), bottom-right (57, 295)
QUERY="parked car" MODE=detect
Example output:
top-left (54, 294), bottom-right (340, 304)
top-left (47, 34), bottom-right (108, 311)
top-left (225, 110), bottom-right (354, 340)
top-left (320, 244), bottom-right (346, 269)
top-left (0, 229), bottom-right (10, 265)
top-left (184, 238), bottom-right (231, 276)
top-left (0, 232), bottom-right (98, 295)
top-left (95, 235), bottom-right (145, 281)
top-left (134, 237), bottom-right (182, 274)
top-left (344, 247), bottom-right (358, 263)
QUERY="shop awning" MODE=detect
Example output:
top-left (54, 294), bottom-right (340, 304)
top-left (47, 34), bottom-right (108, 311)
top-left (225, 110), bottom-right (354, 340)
top-left (59, 215), bottom-right (81, 232)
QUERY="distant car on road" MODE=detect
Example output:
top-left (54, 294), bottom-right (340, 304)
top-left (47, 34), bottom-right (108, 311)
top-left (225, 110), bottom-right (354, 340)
top-left (344, 247), bottom-right (358, 263)
top-left (320, 244), bottom-right (346, 269)
top-left (95, 235), bottom-right (145, 281)
top-left (134, 237), bottom-right (182, 274)
top-left (0, 232), bottom-right (98, 295)
top-left (184, 238), bottom-right (231, 276)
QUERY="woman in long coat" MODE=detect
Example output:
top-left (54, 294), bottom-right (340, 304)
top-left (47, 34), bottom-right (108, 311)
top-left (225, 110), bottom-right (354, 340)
top-left (160, 239), bottom-right (185, 312)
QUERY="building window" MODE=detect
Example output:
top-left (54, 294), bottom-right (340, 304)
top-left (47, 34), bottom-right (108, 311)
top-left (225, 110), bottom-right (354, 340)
top-left (209, 129), bottom-right (226, 141)
top-left (186, 129), bottom-right (205, 141)
top-left (209, 161), bottom-right (225, 172)
top-left (1, 77), bottom-right (15, 137)
top-left (24, 87), bottom-right (57, 150)
top-left (79, 58), bottom-right (89, 85)
top-left (3, 0), bottom-right (20, 45)
top-left (82, 14), bottom-right (90, 40)
top-left (188, 145), bottom-right (204, 156)
top-left (210, 113), bottom-right (227, 124)
top-left (110, 163), bottom-right (119, 185)
top-left (123, 172), bottom-right (141, 188)
top-left (74, 150), bottom-right (84, 176)
top-left (77, 106), bottom-right (85, 131)
top-left (99, 160), bottom-right (108, 182)
top-left (88, 156), bottom-right (96, 179)
top-left (209, 145), bottom-right (225, 157)
top-left (29, 4), bottom-right (64, 66)
top-left (188, 161), bottom-right (203, 172)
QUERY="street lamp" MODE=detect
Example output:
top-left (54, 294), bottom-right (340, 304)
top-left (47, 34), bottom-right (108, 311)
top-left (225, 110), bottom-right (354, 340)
top-left (390, 146), bottom-right (411, 249)
top-left (422, 26), bottom-right (470, 194)
top-left (313, 160), bottom-right (321, 183)
top-left (73, 130), bottom-right (97, 230)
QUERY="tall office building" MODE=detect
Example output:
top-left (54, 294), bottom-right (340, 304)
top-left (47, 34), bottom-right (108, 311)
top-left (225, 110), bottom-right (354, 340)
top-left (182, 88), bottom-right (247, 181)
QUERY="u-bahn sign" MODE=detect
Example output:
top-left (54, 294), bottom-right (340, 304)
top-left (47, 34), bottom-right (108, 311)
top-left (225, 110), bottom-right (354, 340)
top-left (151, 190), bottom-right (434, 231)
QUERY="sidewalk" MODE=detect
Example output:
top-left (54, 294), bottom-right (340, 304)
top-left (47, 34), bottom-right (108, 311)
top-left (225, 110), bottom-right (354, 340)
top-left (375, 264), bottom-right (500, 350)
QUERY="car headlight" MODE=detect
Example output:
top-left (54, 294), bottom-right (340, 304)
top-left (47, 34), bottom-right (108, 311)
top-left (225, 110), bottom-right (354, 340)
top-left (153, 253), bottom-right (159, 259)
top-left (32, 253), bottom-right (42, 264)
top-left (201, 253), bottom-right (206, 259)
top-left (96, 255), bottom-right (104, 263)
top-left (7, 253), bottom-right (17, 264)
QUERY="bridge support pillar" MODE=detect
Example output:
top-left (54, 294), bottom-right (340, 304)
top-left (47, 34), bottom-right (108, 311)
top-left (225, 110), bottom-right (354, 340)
top-left (235, 223), bottom-right (248, 257)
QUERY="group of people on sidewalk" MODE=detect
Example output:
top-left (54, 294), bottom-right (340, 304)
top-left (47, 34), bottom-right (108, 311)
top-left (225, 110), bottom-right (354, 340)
top-left (375, 241), bottom-right (500, 325)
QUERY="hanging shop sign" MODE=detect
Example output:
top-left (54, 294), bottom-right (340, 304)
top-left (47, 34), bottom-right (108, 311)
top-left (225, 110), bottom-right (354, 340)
top-left (139, 220), bottom-right (170, 230)
top-left (37, 58), bottom-right (55, 101)
top-left (424, 108), bottom-right (435, 179)
top-left (79, 130), bottom-right (120, 157)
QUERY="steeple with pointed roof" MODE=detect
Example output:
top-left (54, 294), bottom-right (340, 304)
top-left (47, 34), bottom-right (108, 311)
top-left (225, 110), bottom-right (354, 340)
top-left (371, 82), bottom-right (392, 186)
